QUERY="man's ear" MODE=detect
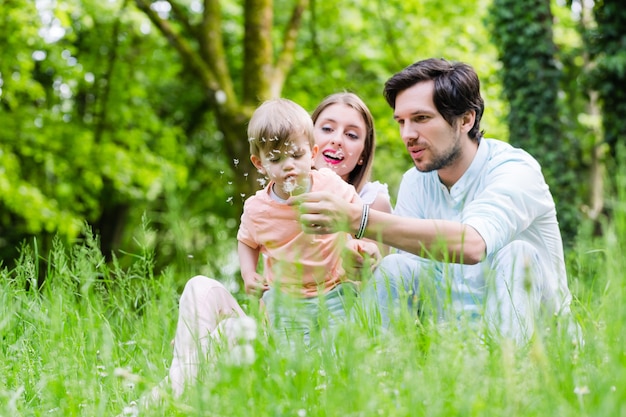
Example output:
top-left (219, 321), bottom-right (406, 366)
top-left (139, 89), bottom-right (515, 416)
top-left (250, 155), bottom-right (266, 175)
top-left (460, 110), bottom-right (476, 134)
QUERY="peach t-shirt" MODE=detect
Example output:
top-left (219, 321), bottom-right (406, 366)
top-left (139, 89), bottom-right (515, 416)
top-left (237, 168), bottom-right (361, 297)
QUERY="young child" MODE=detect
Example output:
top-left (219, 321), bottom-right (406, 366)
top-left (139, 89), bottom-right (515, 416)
top-left (239, 98), bottom-right (378, 343)
top-left (118, 99), bottom-right (380, 415)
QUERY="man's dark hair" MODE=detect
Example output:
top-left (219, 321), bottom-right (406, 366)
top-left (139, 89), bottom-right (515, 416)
top-left (383, 58), bottom-right (485, 141)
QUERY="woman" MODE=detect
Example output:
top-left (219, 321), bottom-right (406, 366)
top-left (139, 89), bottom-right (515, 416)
top-left (312, 92), bottom-right (391, 213)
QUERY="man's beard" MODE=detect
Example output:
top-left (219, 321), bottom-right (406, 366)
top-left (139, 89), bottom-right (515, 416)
top-left (415, 133), bottom-right (462, 172)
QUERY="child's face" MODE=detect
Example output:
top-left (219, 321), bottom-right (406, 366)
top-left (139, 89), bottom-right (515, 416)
top-left (251, 134), bottom-right (318, 199)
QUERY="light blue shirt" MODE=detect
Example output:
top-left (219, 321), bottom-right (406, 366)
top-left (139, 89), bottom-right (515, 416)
top-left (394, 138), bottom-right (571, 315)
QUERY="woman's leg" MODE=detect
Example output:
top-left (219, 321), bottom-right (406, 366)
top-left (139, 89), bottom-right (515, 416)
top-left (168, 276), bottom-right (245, 397)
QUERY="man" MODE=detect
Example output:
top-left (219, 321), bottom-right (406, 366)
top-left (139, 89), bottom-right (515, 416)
top-left (291, 58), bottom-right (577, 344)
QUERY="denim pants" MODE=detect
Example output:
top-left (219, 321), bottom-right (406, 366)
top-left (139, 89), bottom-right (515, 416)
top-left (262, 282), bottom-right (358, 346)
top-left (362, 241), bottom-right (552, 344)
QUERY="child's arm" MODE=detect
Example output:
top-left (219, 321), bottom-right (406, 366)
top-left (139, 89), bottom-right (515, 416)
top-left (238, 241), bottom-right (269, 296)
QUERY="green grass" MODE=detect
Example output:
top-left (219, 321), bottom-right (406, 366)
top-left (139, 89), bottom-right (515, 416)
top-left (2, 190), bottom-right (626, 417)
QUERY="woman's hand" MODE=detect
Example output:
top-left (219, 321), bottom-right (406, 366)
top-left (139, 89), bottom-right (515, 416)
top-left (288, 191), bottom-right (357, 235)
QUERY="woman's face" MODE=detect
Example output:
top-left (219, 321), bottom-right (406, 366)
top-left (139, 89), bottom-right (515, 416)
top-left (313, 103), bottom-right (367, 182)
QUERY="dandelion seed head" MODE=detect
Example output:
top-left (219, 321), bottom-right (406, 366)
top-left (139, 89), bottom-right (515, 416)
top-left (121, 401), bottom-right (139, 417)
top-left (282, 178), bottom-right (297, 195)
top-left (226, 344), bottom-right (256, 366)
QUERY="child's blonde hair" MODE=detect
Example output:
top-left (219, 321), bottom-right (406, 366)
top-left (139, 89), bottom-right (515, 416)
top-left (248, 98), bottom-right (315, 157)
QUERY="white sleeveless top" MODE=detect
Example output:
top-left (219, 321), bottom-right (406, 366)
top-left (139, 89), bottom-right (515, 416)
top-left (359, 181), bottom-right (390, 205)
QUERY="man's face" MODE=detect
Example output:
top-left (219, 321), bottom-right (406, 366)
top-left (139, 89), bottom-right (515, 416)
top-left (393, 80), bottom-right (463, 173)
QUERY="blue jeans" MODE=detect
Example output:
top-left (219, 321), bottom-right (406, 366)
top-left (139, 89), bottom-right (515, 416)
top-left (262, 282), bottom-right (358, 346)
top-left (362, 241), bottom-right (553, 344)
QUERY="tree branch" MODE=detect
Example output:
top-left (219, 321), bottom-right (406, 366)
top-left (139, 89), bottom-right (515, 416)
top-left (270, 0), bottom-right (309, 98)
top-left (134, 0), bottom-right (219, 92)
top-left (168, 0), bottom-right (198, 39)
top-left (243, 0), bottom-right (273, 103)
top-left (201, 0), bottom-right (237, 106)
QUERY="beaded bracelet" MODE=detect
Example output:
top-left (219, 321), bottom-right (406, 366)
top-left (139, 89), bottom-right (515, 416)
top-left (354, 203), bottom-right (370, 239)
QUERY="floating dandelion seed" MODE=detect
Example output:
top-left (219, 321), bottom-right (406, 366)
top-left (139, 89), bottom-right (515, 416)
top-left (228, 181), bottom-right (233, 185)
top-left (233, 159), bottom-right (239, 167)
top-left (226, 196), bottom-right (233, 204)
top-left (220, 170), bottom-right (225, 175)
top-left (257, 178), bottom-right (267, 187)
top-left (297, 410), bottom-right (307, 417)
top-left (243, 172), bottom-right (249, 178)
top-left (215, 90), bottom-right (227, 104)
top-left (240, 193), bottom-right (246, 199)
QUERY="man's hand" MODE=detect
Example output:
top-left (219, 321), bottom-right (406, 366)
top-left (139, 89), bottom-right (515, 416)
top-left (288, 191), bottom-right (357, 235)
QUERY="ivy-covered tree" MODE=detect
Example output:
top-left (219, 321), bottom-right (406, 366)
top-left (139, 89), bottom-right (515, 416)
top-left (586, 0), bottom-right (626, 162)
top-left (488, 0), bottom-right (583, 243)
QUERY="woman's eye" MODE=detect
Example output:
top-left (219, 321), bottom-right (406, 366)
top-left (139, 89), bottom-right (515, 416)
top-left (346, 132), bottom-right (359, 140)
top-left (321, 126), bottom-right (333, 133)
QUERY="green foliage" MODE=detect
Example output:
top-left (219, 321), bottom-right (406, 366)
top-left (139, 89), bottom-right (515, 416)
top-left (585, 0), bottom-right (626, 160)
top-left (286, 0), bottom-right (505, 198)
top-left (0, 0), bottom-right (190, 266)
top-left (3, 188), bottom-right (626, 416)
top-left (488, 0), bottom-right (584, 244)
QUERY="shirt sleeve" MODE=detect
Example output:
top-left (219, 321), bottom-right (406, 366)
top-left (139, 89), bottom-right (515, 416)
top-left (359, 181), bottom-right (390, 205)
top-left (462, 155), bottom-right (555, 257)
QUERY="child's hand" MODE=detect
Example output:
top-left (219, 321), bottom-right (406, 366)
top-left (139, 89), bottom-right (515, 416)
top-left (342, 239), bottom-right (381, 280)
top-left (243, 272), bottom-right (269, 296)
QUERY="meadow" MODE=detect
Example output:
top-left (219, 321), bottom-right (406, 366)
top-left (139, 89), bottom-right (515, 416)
top-left (2, 177), bottom-right (625, 417)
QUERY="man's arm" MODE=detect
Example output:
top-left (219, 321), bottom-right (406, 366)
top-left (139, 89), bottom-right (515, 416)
top-left (290, 191), bottom-right (486, 264)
